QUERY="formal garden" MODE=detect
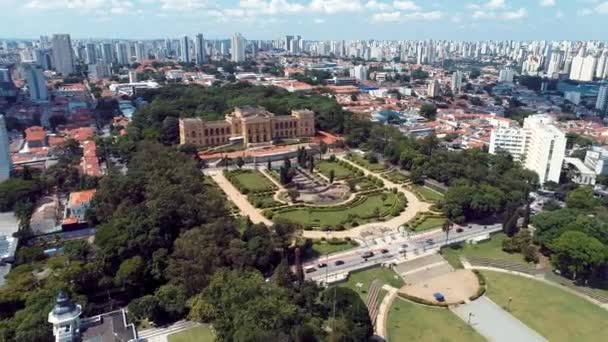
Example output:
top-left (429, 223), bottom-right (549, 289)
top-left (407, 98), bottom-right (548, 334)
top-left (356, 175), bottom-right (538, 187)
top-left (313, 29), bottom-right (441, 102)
top-left (346, 152), bottom-right (388, 172)
top-left (315, 158), bottom-right (363, 180)
top-left (406, 212), bottom-right (448, 232)
top-left (223, 169), bottom-right (277, 194)
top-left (267, 189), bottom-right (407, 229)
top-left (409, 184), bottom-right (445, 203)
top-left (382, 170), bottom-right (410, 184)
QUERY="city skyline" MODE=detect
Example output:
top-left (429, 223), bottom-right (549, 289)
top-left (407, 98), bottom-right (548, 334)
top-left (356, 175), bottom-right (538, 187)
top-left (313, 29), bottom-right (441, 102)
top-left (0, 0), bottom-right (607, 41)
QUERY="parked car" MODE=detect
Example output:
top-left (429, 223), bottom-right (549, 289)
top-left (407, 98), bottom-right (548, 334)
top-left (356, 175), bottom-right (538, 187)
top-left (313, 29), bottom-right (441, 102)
top-left (425, 238), bottom-right (434, 245)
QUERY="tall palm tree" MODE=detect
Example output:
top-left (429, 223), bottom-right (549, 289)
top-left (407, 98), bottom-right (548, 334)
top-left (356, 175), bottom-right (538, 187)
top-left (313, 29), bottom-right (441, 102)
top-left (442, 219), bottom-right (453, 245)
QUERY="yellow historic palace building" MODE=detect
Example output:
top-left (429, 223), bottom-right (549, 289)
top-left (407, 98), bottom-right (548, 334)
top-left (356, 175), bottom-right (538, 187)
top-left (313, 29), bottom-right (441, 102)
top-left (179, 106), bottom-right (315, 146)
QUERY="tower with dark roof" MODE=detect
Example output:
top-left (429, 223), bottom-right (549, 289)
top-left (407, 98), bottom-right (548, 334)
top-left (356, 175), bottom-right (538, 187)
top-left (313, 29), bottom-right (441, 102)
top-left (48, 291), bottom-right (82, 342)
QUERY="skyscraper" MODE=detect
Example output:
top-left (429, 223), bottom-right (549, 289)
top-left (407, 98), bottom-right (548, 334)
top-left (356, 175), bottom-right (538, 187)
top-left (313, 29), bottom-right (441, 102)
top-left (231, 33), bottom-right (246, 63)
top-left (116, 42), bottom-right (129, 65)
top-left (23, 63), bottom-right (48, 102)
top-left (0, 115), bottom-right (11, 182)
top-left (180, 35), bottom-right (190, 63)
top-left (85, 43), bottom-right (97, 64)
top-left (427, 80), bottom-right (440, 98)
top-left (596, 84), bottom-right (608, 114)
top-left (51, 34), bottom-right (75, 76)
top-left (100, 43), bottom-right (114, 64)
top-left (451, 70), bottom-right (463, 94)
top-left (135, 42), bottom-right (146, 63)
top-left (195, 34), bottom-right (206, 66)
top-left (499, 67), bottom-right (514, 82)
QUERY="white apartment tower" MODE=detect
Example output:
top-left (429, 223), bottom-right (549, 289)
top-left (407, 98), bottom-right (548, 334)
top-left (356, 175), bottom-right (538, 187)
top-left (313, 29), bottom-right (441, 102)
top-left (135, 42), bottom-right (146, 63)
top-left (570, 49), bottom-right (597, 82)
top-left (231, 33), bottom-right (246, 63)
top-left (451, 70), bottom-right (463, 93)
top-left (0, 115), bottom-right (11, 182)
top-left (490, 114), bottom-right (566, 184)
top-left (51, 34), bottom-right (75, 76)
top-left (195, 34), bottom-right (206, 66)
top-left (85, 43), bottom-right (97, 64)
top-left (499, 67), bottom-right (514, 82)
top-left (351, 65), bottom-right (368, 81)
top-left (596, 84), bottom-right (608, 114)
top-left (180, 35), bottom-right (190, 63)
top-left (116, 42), bottom-right (129, 65)
top-left (24, 63), bottom-right (49, 102)
top-left (427, 80), bottom-right (440, 98)
top-left (596, 50), bottom-right (608, 79)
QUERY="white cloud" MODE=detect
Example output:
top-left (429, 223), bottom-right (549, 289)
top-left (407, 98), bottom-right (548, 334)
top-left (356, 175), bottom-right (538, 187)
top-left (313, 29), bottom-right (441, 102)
top-left (472, 9), bottom-right (495, 19)
top-left (365, 0), bottom-right (391, 11)
top-left (371, 9), bottom-right (441, 22)
top-left (313, 17), bottom-right (325, 23)
top-left (309, 0), bottom-right (363, 13)
top-left (597, 1), bottom-right (608, 13)
top-left (24, 0), bottom-right (106, 10)
top-left (372, 11), bottom-right (401, 21)
top-left (539, 0), bottom-right (555, 7)
top-left (485, 0), bottom-right (505, 9)
top-left (577, 8), bottom-right (593, 16)
top-left (159, 0), bottom-right (210, 11)
top-left (392, 1), bottom-right (419, 11)
top-left (110, 0), bottom-right (133, 14)
top-left (503, 7), bottom-right (527, 19)
top-left (239, 0), bottom-right (306, 14)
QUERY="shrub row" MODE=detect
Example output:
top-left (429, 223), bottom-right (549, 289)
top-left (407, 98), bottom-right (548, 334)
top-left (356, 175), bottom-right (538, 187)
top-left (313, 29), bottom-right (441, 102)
top-left (469, 269), bottom-right (487, 301)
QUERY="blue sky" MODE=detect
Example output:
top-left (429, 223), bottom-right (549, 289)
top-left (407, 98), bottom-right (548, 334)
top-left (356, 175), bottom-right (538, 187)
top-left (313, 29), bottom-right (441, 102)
top-left (0, 0), bottom-right (607, 41)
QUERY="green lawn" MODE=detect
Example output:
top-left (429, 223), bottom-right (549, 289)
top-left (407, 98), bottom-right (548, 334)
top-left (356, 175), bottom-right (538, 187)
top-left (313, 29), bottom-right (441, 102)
top-left (312, 240), bottom-right (358, 255)
top-left (387, 299), bottom-right (485, 342)
top-left (168, 325), bottom-right (214, 342)
top-left (441, 233), bottom-right (529, 265)
top-left (413, 217), bottom-right (447, 232)
top-left (411, 185), bottom-right (444, 202)
top-left (227, 170), bottom-right (276, 193)
top-left (483, 271), bottom-right (608, 342)
top-left (340, 266), bottom-right (404, 303)
top-left (382, 170), bottom-right (409, 184)
top-left (316, 160), bottom-right (355, 180)
top-left (349, 153), bottom-right (387, 172)
top-left (274, 192), bottom-right (399, 227)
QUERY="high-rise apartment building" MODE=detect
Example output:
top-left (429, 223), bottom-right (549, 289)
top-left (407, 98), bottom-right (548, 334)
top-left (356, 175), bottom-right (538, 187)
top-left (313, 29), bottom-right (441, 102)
top-left (351, 65), bottom-right (368, 81)
top-left (451, 70), bottom-right (463, 94)
top-left (85, 43), bottom-right (97, 64)
top-left (51, 34), bottom-right (75, 76)
top-left (135, 42), bottom-right (146, 63)
top-left (570, 49), bottom-right (597, 82)
top-left (0, 115), bottom-right (11, 182)
top-left (116, 42), bottom-right (129, 65)
top-left (180, 35), bottom-right (190, 63)
top-left (231, 33), bottom-right (246, 63)
top-left (195, 34), bottom-right (206, 66)
top-left (498, 67), bottom-right (514, 82)
top-left (23, 63), bottom-right (48, 102)
top-left (427, 80), bottom-right (440, 98)
top-left (596, 84), bottom-right (608, 114)
top-left (490, 114), bottom-right (566, 184)
top-left (100, 43), bottom-right (114, 64)
top-left (597, 50), bottom-right (608, 79)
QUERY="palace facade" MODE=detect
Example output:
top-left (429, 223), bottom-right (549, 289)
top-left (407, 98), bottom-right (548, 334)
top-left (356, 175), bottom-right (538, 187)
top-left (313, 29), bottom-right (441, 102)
top-left (179, 106), bottom-right (315, 146)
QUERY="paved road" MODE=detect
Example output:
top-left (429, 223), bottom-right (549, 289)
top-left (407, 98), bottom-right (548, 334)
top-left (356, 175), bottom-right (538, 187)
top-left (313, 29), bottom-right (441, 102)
top-left (452, 296), bottom-right (547, 342)
top-left (305, 223), bottom-right (502, 282)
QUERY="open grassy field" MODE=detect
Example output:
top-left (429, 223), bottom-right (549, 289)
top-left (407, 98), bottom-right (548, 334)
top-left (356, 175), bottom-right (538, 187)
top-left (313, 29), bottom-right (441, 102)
top-left (349, 153), bottom-right (388, 172)
top-left (312, 239), bottom-right (358, 256)
top-left (387, 299), bottom-right (485, 342)
top-left (226, 170), bottom-right (276, 193)
top-left (482, 271), bottom-right (608, 342)
top-left (273, 191), bottom-right (399, 227)
top-left (441, 233), bottom-right (529, 268)
top-left (339, 266), bottom-right (404, 304)
top-left (316, 160), bottom-right (355, 180)
top-left (411, 184), bottom-right (444, 202)
top-left (168, 326), bottom-right (214, 342)
top-left (413, 216), bottom-right (447, 232)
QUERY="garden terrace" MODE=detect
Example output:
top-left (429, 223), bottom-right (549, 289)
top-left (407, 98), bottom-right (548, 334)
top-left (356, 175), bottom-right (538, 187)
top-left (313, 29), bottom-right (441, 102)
top-left (247, 191), bottom-right (283, 209)
top-left (382, 170), bottom-right (409, 184)
top-left (408, 184), bottom-right (444, 203)
top-left (268, 190), bottom-right (407, 229)
top-left (406, 213), bottom-right (447, 232)
top-left (315, 159), bottom-right (361, 180)
top-left (224, 169), bottom-right (277, 194)
top-left (347, 153), bottom-right (388, 172)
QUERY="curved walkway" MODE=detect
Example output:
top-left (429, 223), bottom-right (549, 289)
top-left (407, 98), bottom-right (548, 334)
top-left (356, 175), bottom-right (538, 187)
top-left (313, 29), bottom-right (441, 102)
top-left (375, 284), bottom-right (399, 339)
top-left (301, 156), bottom-right (431, 239)
top-left (207, 170), bottom-right (272, 226)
